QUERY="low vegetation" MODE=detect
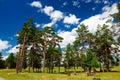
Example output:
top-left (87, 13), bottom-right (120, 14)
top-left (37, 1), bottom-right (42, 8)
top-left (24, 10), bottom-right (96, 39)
top-left (0, 67), bottom-right (120, 80)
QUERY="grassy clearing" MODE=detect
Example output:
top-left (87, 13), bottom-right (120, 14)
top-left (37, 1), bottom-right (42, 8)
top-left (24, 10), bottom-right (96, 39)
top-left (0, 67), bottom-right (120, 80)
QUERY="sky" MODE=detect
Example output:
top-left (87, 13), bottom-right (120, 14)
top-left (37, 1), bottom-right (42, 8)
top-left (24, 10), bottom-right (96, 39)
top-left (0, 0), bottom-right (120, 59)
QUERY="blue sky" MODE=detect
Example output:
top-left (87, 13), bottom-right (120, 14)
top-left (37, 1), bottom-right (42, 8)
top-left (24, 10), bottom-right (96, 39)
top-left (0, 0), bottom-right (119, 58)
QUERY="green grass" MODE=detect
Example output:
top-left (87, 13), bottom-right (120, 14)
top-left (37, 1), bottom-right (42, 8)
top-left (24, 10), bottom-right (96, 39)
top-left (0, 67), bottom-right (120, 80)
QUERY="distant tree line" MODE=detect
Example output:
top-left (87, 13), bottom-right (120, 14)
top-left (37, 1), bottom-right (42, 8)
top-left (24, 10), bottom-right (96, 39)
top-left (0, 52), bottom-right (16, 69)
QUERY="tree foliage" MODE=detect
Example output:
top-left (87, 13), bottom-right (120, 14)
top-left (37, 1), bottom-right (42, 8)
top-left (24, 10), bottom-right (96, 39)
top-left (82, 49), bottom-right (99, 74)
top-left (6, 53), bottom-right (16, 69)
top-left (0, 53), bottom-right (6, 69)
top-left (14, 3), bottom-right (120, 74)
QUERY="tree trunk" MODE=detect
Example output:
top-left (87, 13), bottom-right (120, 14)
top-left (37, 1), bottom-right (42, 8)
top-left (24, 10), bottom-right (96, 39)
top-left (28, 54), bottom-right (31, 73)
top-left (99, 63), bottom-right (103, 72)
top-left (28, 64), bottom-right (30, 73)
top-left (16, 51), bottom-right (21, 73)
top-left (49, 64), bottom-right (50, 73)
top-left (41, 51), bottom-right (45, 73)
top-left (16, 35), bottom-right (26, 73)
top-left (58, 60), bottom-right (60, 73)
top-left (105, 45), bottom-right (109, 72)
top-left (88, 66), bottom-right (92, 76)
top-left (32, 66), bottom-right (34, 72)
top-left (74, 64), bottom-right (76, 75)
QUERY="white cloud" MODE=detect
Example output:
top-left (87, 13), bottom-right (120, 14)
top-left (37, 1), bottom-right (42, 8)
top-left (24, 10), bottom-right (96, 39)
top-left (15, 34), bottom-right (19, 37)
top-left (72, 0), bottom-right (80, 8)
top-left (80, 3), bottom-right (118, 33)
top-left (50, 10), bottom-right (63, 22)
top-left (65, 24), bottom-right (70, 28)
top-left (43, 21), bottom-right (55, 27)
top-left (83, 0), bottom-right (112, 4)
top-left (2, 55), bottom-right (8, 60)
top-left (0, 39), bottom-right (11, 52)
top-left (58, 28), bottom-right (77, 48)
top-left (8, 45), bottom-right (19, 53)
top-left (42, 6), bottom-right (64, 27)
top-left (42, 6), bottom-right (54, 16)
top-left (30, 1), bottom-right (79, 28)
top-left (102, 5), bottom-right (110, 12)
top-left (103, 0), bottom-right (109, 4)
top-left (30, 1), bottom-right (42, 8)
top-left (63, 14), bottom-right (80, 25)
top-left (8, 44), bottom-right (37, 54)
top-left (35, 23), bottom-right (41, 28)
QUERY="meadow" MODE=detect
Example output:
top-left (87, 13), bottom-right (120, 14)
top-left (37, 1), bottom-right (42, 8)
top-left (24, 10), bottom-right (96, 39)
top-left (0, 67), bottom-right (120, 80)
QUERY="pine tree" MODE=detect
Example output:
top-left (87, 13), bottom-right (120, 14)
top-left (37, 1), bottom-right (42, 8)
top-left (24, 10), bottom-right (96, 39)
top-left (6, 53), bottom-right (16, 69)
top-left (16, 18), bottom-right (36, 73)
top-left (0, 52), bottom-right (6, 69)
top-left (95, 24), bottom-right (116, 72)
top-left (82, 49), bottom-right (98, 76)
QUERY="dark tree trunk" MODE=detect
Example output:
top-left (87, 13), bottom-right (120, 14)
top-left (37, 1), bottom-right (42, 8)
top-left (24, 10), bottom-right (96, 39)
top-left (58, 60), bottom-right (60, 73)
top-left (74, 64), bottom-right (76, 74)
top-left (16, 35), bottom-right (26, 73)
top-left (32, 67), bottom-right (34, 72)
top-left (105, 45), bottom-right (110, 72)
top-left (88, 66), bottom-right (92, 76)
top-left (28, 65), bottom-right (30, 73)
top-left (99, 63), bottom-right (103, 72)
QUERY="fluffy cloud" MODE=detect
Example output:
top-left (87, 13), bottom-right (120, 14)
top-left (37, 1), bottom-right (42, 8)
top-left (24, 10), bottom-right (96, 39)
top-left (8, 44), bottom-right (36, 54)
top-left (30, 1), bottom-right (81, 28)
top-left (50, 10), bottom-right (63, 21)
top-left (8, 45), bottom-right (19, 53)
top-left (35, 23), bottom-right (41, 28)
top-left (42, 6), bottom-right (64, 27)
top-left (63, 14), bottom-right (80, 25)
top-left (30, 1), bottom-right (42, 8)
top-left (58, 28), bottom-right (77, 48)
top-left (43, 21), bottom-right (55, 27)
top-left (0, 39), bottom-right (11, 52)
top-left (80, 3), bottom-right (118, 33)
top-left (42, 6), bottom-right (54, 16)
top-left (42, 6), bottom-right (63, 22)
top-left (30, 1), bottom-right (80, 27)
top-left (2, 55), bottom-right (8, 60)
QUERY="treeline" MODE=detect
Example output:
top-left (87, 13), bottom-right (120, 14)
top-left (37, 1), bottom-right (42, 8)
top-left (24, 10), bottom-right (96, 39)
top-left (0, 3), bottom-right (120, 76)
top-left (15, 3), bottom-right (120, 75)
top-left (0, 53), bottom-right (16, 69)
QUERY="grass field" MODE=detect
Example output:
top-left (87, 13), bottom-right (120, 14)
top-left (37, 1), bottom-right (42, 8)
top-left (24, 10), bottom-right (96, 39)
top-left (0, 67), bottom-right (120, 80)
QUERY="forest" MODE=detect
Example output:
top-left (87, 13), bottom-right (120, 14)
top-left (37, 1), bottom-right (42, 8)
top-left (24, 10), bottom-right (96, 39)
top-left (0, 2), bottom-right (120, 80)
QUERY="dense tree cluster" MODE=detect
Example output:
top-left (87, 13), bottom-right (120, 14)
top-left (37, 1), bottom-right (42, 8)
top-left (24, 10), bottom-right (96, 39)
top-left (0, 3), bottom-right (119, 76)
top-left (15, 18), bottom-right (63, 73)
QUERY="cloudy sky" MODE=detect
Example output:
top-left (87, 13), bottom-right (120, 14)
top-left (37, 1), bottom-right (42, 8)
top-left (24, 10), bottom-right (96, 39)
top-left (0, 0), bottom-right (119, 58)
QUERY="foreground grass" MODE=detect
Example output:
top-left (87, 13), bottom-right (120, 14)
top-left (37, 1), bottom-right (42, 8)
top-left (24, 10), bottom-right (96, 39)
top-left (0, 67), bottom-right (120, 80)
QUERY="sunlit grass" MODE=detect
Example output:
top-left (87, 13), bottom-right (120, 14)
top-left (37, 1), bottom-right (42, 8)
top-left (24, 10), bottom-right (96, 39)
top-left (0, 67), bottom-right (120, 80)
